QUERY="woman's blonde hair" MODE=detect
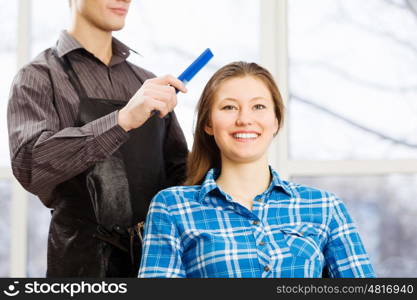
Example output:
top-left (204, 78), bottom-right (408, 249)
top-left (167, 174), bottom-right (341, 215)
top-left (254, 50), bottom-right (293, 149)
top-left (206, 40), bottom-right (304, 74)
top-left (184, 61), bottom-right (285, 185)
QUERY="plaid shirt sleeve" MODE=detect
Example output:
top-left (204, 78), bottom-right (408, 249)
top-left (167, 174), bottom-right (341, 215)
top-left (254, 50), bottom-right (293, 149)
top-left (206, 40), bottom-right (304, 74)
top-left (138, 191), bottom-right (186, 278)
top-left (323, 194), bottom-right (376, 278)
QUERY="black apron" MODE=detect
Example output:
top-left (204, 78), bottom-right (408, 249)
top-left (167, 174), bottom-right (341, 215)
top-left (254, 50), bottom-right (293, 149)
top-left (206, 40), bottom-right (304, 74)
top-left (47, 49), bottom-right (167, 277)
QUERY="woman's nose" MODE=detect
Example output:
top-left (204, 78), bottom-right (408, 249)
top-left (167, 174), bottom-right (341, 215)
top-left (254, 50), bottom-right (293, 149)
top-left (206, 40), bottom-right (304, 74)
top-left (235, 109), bottom-right (253, 126)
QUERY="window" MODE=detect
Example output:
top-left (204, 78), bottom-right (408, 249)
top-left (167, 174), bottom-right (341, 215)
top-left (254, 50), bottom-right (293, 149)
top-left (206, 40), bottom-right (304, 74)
top-left (289, 0), bottom-right (417, 160)
top-left (0, 180), bottom-right (12, 276)
top-left (0, 0), bottom-right (18, 277)
top-left (0, 0), bottom-right (17, 167)
top-left (31, 0), bottom-right (70, 57)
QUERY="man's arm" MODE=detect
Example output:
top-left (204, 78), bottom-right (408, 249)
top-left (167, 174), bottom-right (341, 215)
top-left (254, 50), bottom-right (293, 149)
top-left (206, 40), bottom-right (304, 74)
top-left (7, 65), bottom-right (129, 206)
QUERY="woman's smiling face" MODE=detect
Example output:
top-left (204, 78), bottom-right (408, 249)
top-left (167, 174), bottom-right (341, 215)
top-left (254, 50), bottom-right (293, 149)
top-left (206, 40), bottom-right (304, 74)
top-left (205, 75), bottom-right (279, 164)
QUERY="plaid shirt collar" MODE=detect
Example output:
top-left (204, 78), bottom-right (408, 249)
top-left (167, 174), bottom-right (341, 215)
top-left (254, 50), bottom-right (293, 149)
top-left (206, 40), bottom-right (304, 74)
top-left (198, 166), bottom-right (293, 203)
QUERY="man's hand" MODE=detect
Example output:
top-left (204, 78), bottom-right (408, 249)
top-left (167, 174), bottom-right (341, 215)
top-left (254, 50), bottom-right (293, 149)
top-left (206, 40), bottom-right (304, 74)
top-left (118, 75), bottom-right (187, 132)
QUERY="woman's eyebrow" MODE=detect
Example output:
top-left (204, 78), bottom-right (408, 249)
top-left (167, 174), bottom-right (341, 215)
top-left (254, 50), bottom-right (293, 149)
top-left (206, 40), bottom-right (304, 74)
top-left (250, 97), bottom-right (268, 101)
top-left (220, 97), bottom-right (238, 102)
top-left (220, 96), bottom-right (268, 102)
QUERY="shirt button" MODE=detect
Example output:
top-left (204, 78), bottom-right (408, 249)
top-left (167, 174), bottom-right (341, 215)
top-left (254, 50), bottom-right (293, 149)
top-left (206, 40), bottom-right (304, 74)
top-left (259, 241), bottom-right (265, 246)
top-left (252, 220), bottom-right (259, 225)
top-left (264, 266), bottom-right (270, 272)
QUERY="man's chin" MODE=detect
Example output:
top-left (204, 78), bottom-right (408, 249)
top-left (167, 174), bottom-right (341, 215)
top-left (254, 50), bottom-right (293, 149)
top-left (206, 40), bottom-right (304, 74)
top-left (110, 24), bottom-right (125, 31)
top-left (100, 22), bottom-right (125, 32)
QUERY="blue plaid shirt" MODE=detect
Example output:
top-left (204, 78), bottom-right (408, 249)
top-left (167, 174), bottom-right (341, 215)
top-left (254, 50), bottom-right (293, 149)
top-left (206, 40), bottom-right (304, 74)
top-left (138, 167), bottom-right (375, 278)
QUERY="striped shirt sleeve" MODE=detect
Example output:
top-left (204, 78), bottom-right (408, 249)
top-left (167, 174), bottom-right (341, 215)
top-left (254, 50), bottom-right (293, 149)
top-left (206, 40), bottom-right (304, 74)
top-left (138, 191), bottom-right (186, 278)
top-left (323, 194), bottom-right (376, 278)
top-left (7, 64), bottom-right (129, 206)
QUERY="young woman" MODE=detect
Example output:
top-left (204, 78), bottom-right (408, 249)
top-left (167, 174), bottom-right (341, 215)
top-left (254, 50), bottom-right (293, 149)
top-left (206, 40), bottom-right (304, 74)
top-left (138, 62), bottom-right (376, 278)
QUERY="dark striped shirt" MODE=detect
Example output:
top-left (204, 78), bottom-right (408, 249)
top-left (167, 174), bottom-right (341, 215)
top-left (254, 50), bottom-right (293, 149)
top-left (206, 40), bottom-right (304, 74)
top-left (7, 30), bottom-right (188, 207)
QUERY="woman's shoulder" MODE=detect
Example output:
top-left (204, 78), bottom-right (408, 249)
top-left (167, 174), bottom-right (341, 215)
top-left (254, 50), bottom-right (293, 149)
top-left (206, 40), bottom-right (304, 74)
top-left (283, 180), bottom-right (341, 205)
top-left (152, 185), bottom-right (203, 206)
top-left (270, 167), bottom-right (339, 204)
top-left (279, 181), bottom-right (348, 222)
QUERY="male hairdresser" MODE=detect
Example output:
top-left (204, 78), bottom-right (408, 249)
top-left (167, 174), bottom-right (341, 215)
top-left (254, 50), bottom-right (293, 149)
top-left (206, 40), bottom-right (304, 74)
top-left (7, 0), bottom-right (188, 277)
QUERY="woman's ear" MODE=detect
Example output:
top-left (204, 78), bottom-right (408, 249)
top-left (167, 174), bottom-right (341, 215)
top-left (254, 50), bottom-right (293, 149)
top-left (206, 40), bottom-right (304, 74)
top-left (273, 117), bottom-right (279, 137)
top-left (204, 123), bottom-right (214, 136)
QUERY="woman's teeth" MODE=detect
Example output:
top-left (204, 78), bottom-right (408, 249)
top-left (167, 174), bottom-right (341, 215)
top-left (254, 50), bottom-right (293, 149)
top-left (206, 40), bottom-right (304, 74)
top-left (233, 133), bottom-right (258, 139)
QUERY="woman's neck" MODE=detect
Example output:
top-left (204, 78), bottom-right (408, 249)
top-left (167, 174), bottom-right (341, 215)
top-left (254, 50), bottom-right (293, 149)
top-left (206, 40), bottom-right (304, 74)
top-left (216, 159), bottom-right (271, 210)
top-left (68, 16), bottom-right (113, 65)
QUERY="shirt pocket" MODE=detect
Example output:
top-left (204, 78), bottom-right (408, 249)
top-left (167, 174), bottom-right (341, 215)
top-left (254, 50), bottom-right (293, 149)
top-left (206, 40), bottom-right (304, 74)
top-left (278, 224), bottom-right (324, 261)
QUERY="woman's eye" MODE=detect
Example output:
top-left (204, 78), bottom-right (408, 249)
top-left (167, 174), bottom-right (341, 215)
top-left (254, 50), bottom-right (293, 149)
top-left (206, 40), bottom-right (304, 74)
top-left (221, 105), bottom-right (237, 110)
top-left (254, 104), bottom-right (266, 110)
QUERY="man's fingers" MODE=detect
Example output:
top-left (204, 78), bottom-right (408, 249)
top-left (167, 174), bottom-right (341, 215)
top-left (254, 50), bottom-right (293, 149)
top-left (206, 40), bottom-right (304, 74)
top-left (145, 83), bottom-right (176, 97)
top-left (144, 87), bottom-right (177, 111)
top-left (150, 75), bottom-right (187, 93)
top-left (150, 99), bottom-right (170, 118)
top-left (144, 89), bottom-right (172, 103)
